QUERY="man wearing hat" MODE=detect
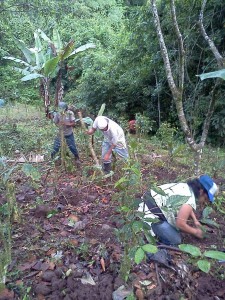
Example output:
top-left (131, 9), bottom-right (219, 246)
top-left (86, 116), bottom-right (129, 173)
top-left (138, 175), bottom-right (218, 245)
top-left (51, 102), bottom-right (81, 166)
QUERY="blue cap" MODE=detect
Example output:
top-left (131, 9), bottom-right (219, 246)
top-left (199, 175), bottom-right (218, 203)
top-left (58, 102), bottom-right (68, 110)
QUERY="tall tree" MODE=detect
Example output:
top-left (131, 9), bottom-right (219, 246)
top-left (150, 0), bottom-right (220, 175)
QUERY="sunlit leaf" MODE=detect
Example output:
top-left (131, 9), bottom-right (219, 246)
top-left (53, 28), bottom-right (63, 51)
top-left (21, 73), bottom-right (44, 81)
top-left (68, 43), bottom-right (96, 59)
top-left (179, 244), bottom-right (201, 257)
top-left (37, 28), bottom-right (52, 43)
top-left (114, 177), bottom-right (128, 188)
top-left (134, 248), bottom-right (145, 264)
top-left (13, 67), bottom-right (30, 76)
top-left (142, 244), bottom-right (158, 254)
top-left (197, 260), bottom-right (210, 273)
top-left (3, 56), bottom-right (31, 67)
top-left (14, 38), bottom-right (34, 64)
top-left (97, 103), bottom-right (106, 116)
top-left (198, 69), bottom-right (225, 81)
top-left (203, 250), bottom-right (225, 260)
top-left (132, 221), bottom-right (143, 234)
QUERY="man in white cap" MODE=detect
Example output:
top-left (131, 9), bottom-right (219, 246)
top-left (86, 116), bottom-right (129, 173)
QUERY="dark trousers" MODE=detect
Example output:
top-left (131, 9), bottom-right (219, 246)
top-left (143, 191), bottom-right (181, 245)
top-left (51, 133), bottom-right (79, 159)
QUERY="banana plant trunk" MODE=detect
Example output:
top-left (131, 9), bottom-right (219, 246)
top-left (40, 77), bottom-right (51, 117)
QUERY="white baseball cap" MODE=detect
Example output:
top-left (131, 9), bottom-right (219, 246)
top-left (97, 116), bottom-right (108, 130)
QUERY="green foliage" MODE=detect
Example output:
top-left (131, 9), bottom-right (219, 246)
top-left (114, 161), bottom-right (157, 281)
top-left (156, 122), bottom-right (185, 160)
top-left (179, 244), bottom-right (225, 273)
top-left (200, 207), bottom-right (220, 228)
top-left (135, 113), bottom-right (154, 137)
top-left (134, 244), bottom-right (157, 264)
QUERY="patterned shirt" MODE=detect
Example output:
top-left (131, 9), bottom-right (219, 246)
top-left (138, 183), bottom-right (197, 228)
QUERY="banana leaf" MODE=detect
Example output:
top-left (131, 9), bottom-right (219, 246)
top-left (53, 28), bottom-right (63, 52)
top-left (14, 38), bottom-right (34, 64)
top-left (21, 73), bottom-right (44, 81)
top-left (3, 56), bottom-right (31, 67)
top-left (68, 43), bottom-right (96, 59)
top-left (44, 56), bottom-right (60, 77)
top-left (198, 69), bottom-right (225, 81)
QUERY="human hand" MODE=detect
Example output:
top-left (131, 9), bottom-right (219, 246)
top-left (104, 153), bottom-right (110, 162)
top-left (194, 220), bottom-right (201, 228)
top-left (194, 228), bottom-right (204, 239)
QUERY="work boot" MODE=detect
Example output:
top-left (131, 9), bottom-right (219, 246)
top-left (74, 156), bottom-right (81, 168)
top-left (103, 163), bottom-right (111, 174)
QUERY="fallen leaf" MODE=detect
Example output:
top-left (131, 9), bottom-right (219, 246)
top-left (136, 288), bottom-right (144, 300)
top-left (45, 260), bottom-right (55, 270)
top-left (69, 239), bottom-right (79, 246)
top-left (46, 249), bottom-right (56, 256)
top-left (101, 197), bottom-right (108, 204)
top-left (100, 257), bottom-right (106, 272)
top-left (80, 273), bottom-right (96, 285)
top-left (18, 262), bottom-right (36, 271)
top-left (68, 214), bottom-right (79, 222)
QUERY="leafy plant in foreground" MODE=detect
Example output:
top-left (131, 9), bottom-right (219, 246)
top-left (179, 244), bottom-right (225, 273)
top-left (114, 161), bottom-right (157, 281)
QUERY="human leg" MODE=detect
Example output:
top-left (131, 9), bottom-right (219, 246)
top-left (113, 147), bottom-right (129, 160)
top-left (151, 221), bottom-right (181, 245)
top-left (51, 136), bottom-right (61, 159)
top-left (102, 142), bottom-right (112, 173)
top-left (65, 133), bottom-right (79, 159)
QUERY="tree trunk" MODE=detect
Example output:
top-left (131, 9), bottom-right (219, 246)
top-left (150, 0), bottom-right (218, 175)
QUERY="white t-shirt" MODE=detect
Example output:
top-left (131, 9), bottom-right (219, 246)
top-left (93, 116), bottom-right (127, 149)
top-left (138, 183), bottom-right (196, 228)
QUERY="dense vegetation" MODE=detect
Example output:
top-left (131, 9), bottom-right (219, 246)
top-left (0, 0), bottom-right (225, 145)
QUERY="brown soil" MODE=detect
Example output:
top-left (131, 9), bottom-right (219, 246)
top-left (1, 154), bottom-right (225, 300)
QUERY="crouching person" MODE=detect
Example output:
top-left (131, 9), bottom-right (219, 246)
top-left (138, 175), bottom-right (218, 245)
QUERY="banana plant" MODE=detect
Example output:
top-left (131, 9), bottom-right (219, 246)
top-left (4, 28), bottom-right (95, 115)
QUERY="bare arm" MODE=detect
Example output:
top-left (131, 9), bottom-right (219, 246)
top-left (104, 144), bottom-right (116, 162)
top-left (190, 210), bottom-right (201, 227)
top-left (86, 127), bottom-right (96, 135)
top-left (176, 204), bottom-right (203, 238)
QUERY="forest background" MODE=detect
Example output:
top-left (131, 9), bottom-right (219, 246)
top-left (1, 1), bottom-right (225, 299)
top-left (0, 0), bottom-right (225, 147)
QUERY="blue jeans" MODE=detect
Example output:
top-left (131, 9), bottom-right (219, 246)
top-left (102, 141), bottom-right (129, 163)
top-left (51, 133), bottom-right (79, 159)
top-left (152, 221), bottom-right (181, 245)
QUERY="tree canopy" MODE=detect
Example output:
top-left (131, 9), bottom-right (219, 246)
top-left (1, 0), bottom-right (225, 145)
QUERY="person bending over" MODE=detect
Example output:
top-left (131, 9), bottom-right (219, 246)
top-left (138, 175), bottom-right (218, 245)
top-left (86, 116), bottom-right (129, 173)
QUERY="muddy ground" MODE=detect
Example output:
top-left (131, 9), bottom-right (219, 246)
top-left (0, 152), bottom-right (225, 300)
